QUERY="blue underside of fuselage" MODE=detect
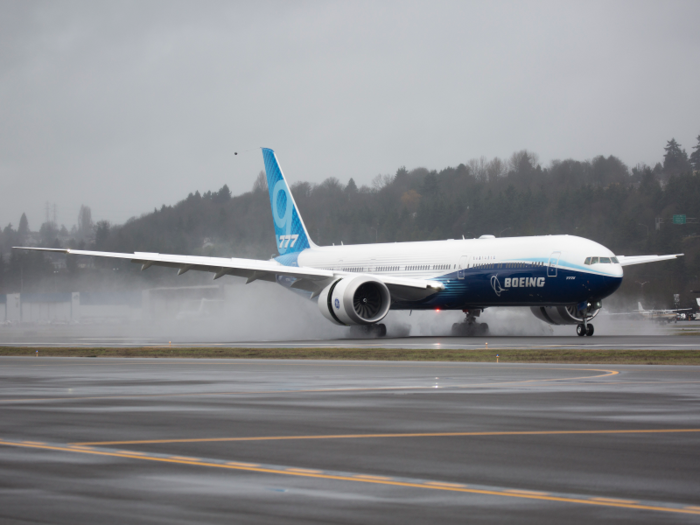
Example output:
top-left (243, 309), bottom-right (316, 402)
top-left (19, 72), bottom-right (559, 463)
top-left (274, 262), bottom-right (622, 311)
top-left (393, 267), bottom-right (622, 310)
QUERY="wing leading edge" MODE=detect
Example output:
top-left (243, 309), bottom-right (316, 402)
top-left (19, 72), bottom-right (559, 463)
top-left (12, 247), bottom-right (443, 298)
top-left (616, 253), bottom-right (683, 267)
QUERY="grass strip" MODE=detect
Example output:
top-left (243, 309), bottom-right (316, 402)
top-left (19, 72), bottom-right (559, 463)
top-left (2, 347), bottom-right (700, 364)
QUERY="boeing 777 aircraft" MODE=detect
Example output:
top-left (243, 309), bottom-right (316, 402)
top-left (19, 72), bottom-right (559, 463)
top-left (15, 148), bottom-right (683, 337)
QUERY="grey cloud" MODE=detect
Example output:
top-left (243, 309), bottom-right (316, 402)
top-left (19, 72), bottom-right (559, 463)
top-left (1, 0), bottom-right (699, 229)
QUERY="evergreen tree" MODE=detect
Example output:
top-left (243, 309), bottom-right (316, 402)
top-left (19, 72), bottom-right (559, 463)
top-left (94, 221), bottom-right (110, 250)
top-left (345, 178), bottom-right (358, 194)
top-left (690, 134), bottom-right (700, 172)
top-left (0, 251), bottom-right (5, 292)
top-left (252, 171), bottom-right (267, 193)
top-left (663, 138), bottom-right (691, 175)
top-left (17, 213), bottom-right (29, 242)
top-left (77, 205), bottom-right (93, 239)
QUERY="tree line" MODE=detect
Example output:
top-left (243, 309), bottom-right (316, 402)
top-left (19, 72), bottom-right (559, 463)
top-left (1, 135), bottom-right (700, 309)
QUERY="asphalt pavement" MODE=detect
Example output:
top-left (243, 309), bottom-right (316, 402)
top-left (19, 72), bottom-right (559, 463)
top-left (1, 358), bottom-right (699, 523)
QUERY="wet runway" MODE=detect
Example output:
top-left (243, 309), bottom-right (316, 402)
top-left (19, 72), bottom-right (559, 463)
top-left (1, 321), bottom-right (700, 351)
top-left (1, 357), bottom-right (699, 523)
top-left (2, 318), bottom-right (699, 350)
top-left (2, 334), bottom-right (700, 350)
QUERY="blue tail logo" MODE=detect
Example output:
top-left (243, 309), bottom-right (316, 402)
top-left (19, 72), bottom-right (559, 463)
top-left (262, 148), bottom-right (314, 257)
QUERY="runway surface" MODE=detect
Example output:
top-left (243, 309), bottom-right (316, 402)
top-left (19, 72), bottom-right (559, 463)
top-left (1, 319), bottom-right (700, 349)
top-left (2, 334), bottom-right (700, 350)
top-left (1, 357), bottom-right (699, 523)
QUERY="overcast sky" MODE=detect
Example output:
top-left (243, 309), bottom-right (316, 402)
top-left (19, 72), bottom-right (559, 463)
top-left (1, 0), bottom-right (699, 230)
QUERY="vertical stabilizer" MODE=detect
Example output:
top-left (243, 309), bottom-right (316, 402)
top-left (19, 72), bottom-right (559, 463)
top-left (262, 148), bottom-right (315, 257)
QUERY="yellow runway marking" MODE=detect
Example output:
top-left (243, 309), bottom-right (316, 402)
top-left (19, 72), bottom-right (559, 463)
top-left (169, 456), bottom-right (198, 461)
top-left (507, 489), bottom-right (550, 496)
top-left (1, 439), bottom-right (698, 517)
top-left (74, 428), bottom-right (700, 446)
top-left (227, 461), bottom-right (260, 467)
top-left (425, 481), bottom-right (467, 488)
top-left (287, 468), bottom-right (323, 474)
top-left (592, 497), bottom-right (638, 504)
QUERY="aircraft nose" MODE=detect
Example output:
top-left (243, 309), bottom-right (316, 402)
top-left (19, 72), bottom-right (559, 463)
top-left (598, 273), bottom-right (623, 299)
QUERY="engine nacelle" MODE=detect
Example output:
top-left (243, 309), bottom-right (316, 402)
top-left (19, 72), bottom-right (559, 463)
top-left (530, 304), bottom-right (601, 325)
top-left (318, 276), bottom-right (391, 326)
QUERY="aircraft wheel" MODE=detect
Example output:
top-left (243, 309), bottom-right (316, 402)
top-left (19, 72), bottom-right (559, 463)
top-left (452, 323), bottom-right (467, 336)
top-left (374, 323), bottom-right (387, 337)
top-left (586, 324), bottom-right (594, 336)
top-left (576, 324), bottom-right (586, 337)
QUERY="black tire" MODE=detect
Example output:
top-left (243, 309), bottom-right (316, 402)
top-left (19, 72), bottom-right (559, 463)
top-left (452, 323), bottom-right (465, 336)
top-left (586, 324), bottom-right (594, 336)
top-left (576, 324), bottom-right (586, 336)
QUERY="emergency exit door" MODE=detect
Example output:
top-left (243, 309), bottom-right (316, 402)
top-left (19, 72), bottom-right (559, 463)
top-left (458, 255), bottom-right (470, 279)
top-left (547, 251), bottom-right (561, 277)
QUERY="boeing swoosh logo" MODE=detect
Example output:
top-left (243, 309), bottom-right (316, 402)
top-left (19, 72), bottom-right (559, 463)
top-left (491, 274), bottom-right (507, 297)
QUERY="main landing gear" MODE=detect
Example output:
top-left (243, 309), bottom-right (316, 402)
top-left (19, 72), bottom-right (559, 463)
top-left (576, 323), bottom-right (594, 337)
top-left (350, 323), bottom-right (387, 338)
top-left (452, 309), bottom-right (489, 336)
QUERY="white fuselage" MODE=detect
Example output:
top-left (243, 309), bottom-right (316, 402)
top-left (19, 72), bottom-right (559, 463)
top-left (290, 234), bottom-right (624, 310)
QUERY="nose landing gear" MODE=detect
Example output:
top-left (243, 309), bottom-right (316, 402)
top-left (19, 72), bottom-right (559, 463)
top-left (576, 302), bottom-right (596, 336)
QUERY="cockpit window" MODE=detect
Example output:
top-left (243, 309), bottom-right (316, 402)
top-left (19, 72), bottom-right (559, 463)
top-left (585, 256), bottom-right (618, 265)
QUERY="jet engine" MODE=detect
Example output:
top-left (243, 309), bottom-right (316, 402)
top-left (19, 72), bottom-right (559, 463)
top-left (318, 276), bottom-right (391, 326)
top-left (530, 303), bottom-right (601, 325)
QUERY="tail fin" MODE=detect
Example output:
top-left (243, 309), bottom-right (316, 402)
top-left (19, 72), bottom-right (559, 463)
top-left (262, 148), bottom-right (315, 257)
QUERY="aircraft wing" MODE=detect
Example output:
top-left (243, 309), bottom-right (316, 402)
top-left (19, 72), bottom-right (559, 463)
top-left (616, 253), bottom-right (683, 267)
top-left (13, 247), bottom-right (444, 297)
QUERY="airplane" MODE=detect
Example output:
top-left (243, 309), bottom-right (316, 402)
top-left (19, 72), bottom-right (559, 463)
top-left (14, 148), bottom-right (684, 337)
top-left (604, 301), bottom-right (695, 323)
top-left (633, 302), bottom-right (693, 323)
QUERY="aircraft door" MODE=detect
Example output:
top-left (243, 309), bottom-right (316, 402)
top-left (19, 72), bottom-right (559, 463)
top-left (458, 255), bottom-right (470, 279)
top-left (547, 251), bottom-right (561, 277)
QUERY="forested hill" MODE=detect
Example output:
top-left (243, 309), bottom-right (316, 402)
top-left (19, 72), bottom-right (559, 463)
top-left (2, 140), bottom-right (700, 309)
